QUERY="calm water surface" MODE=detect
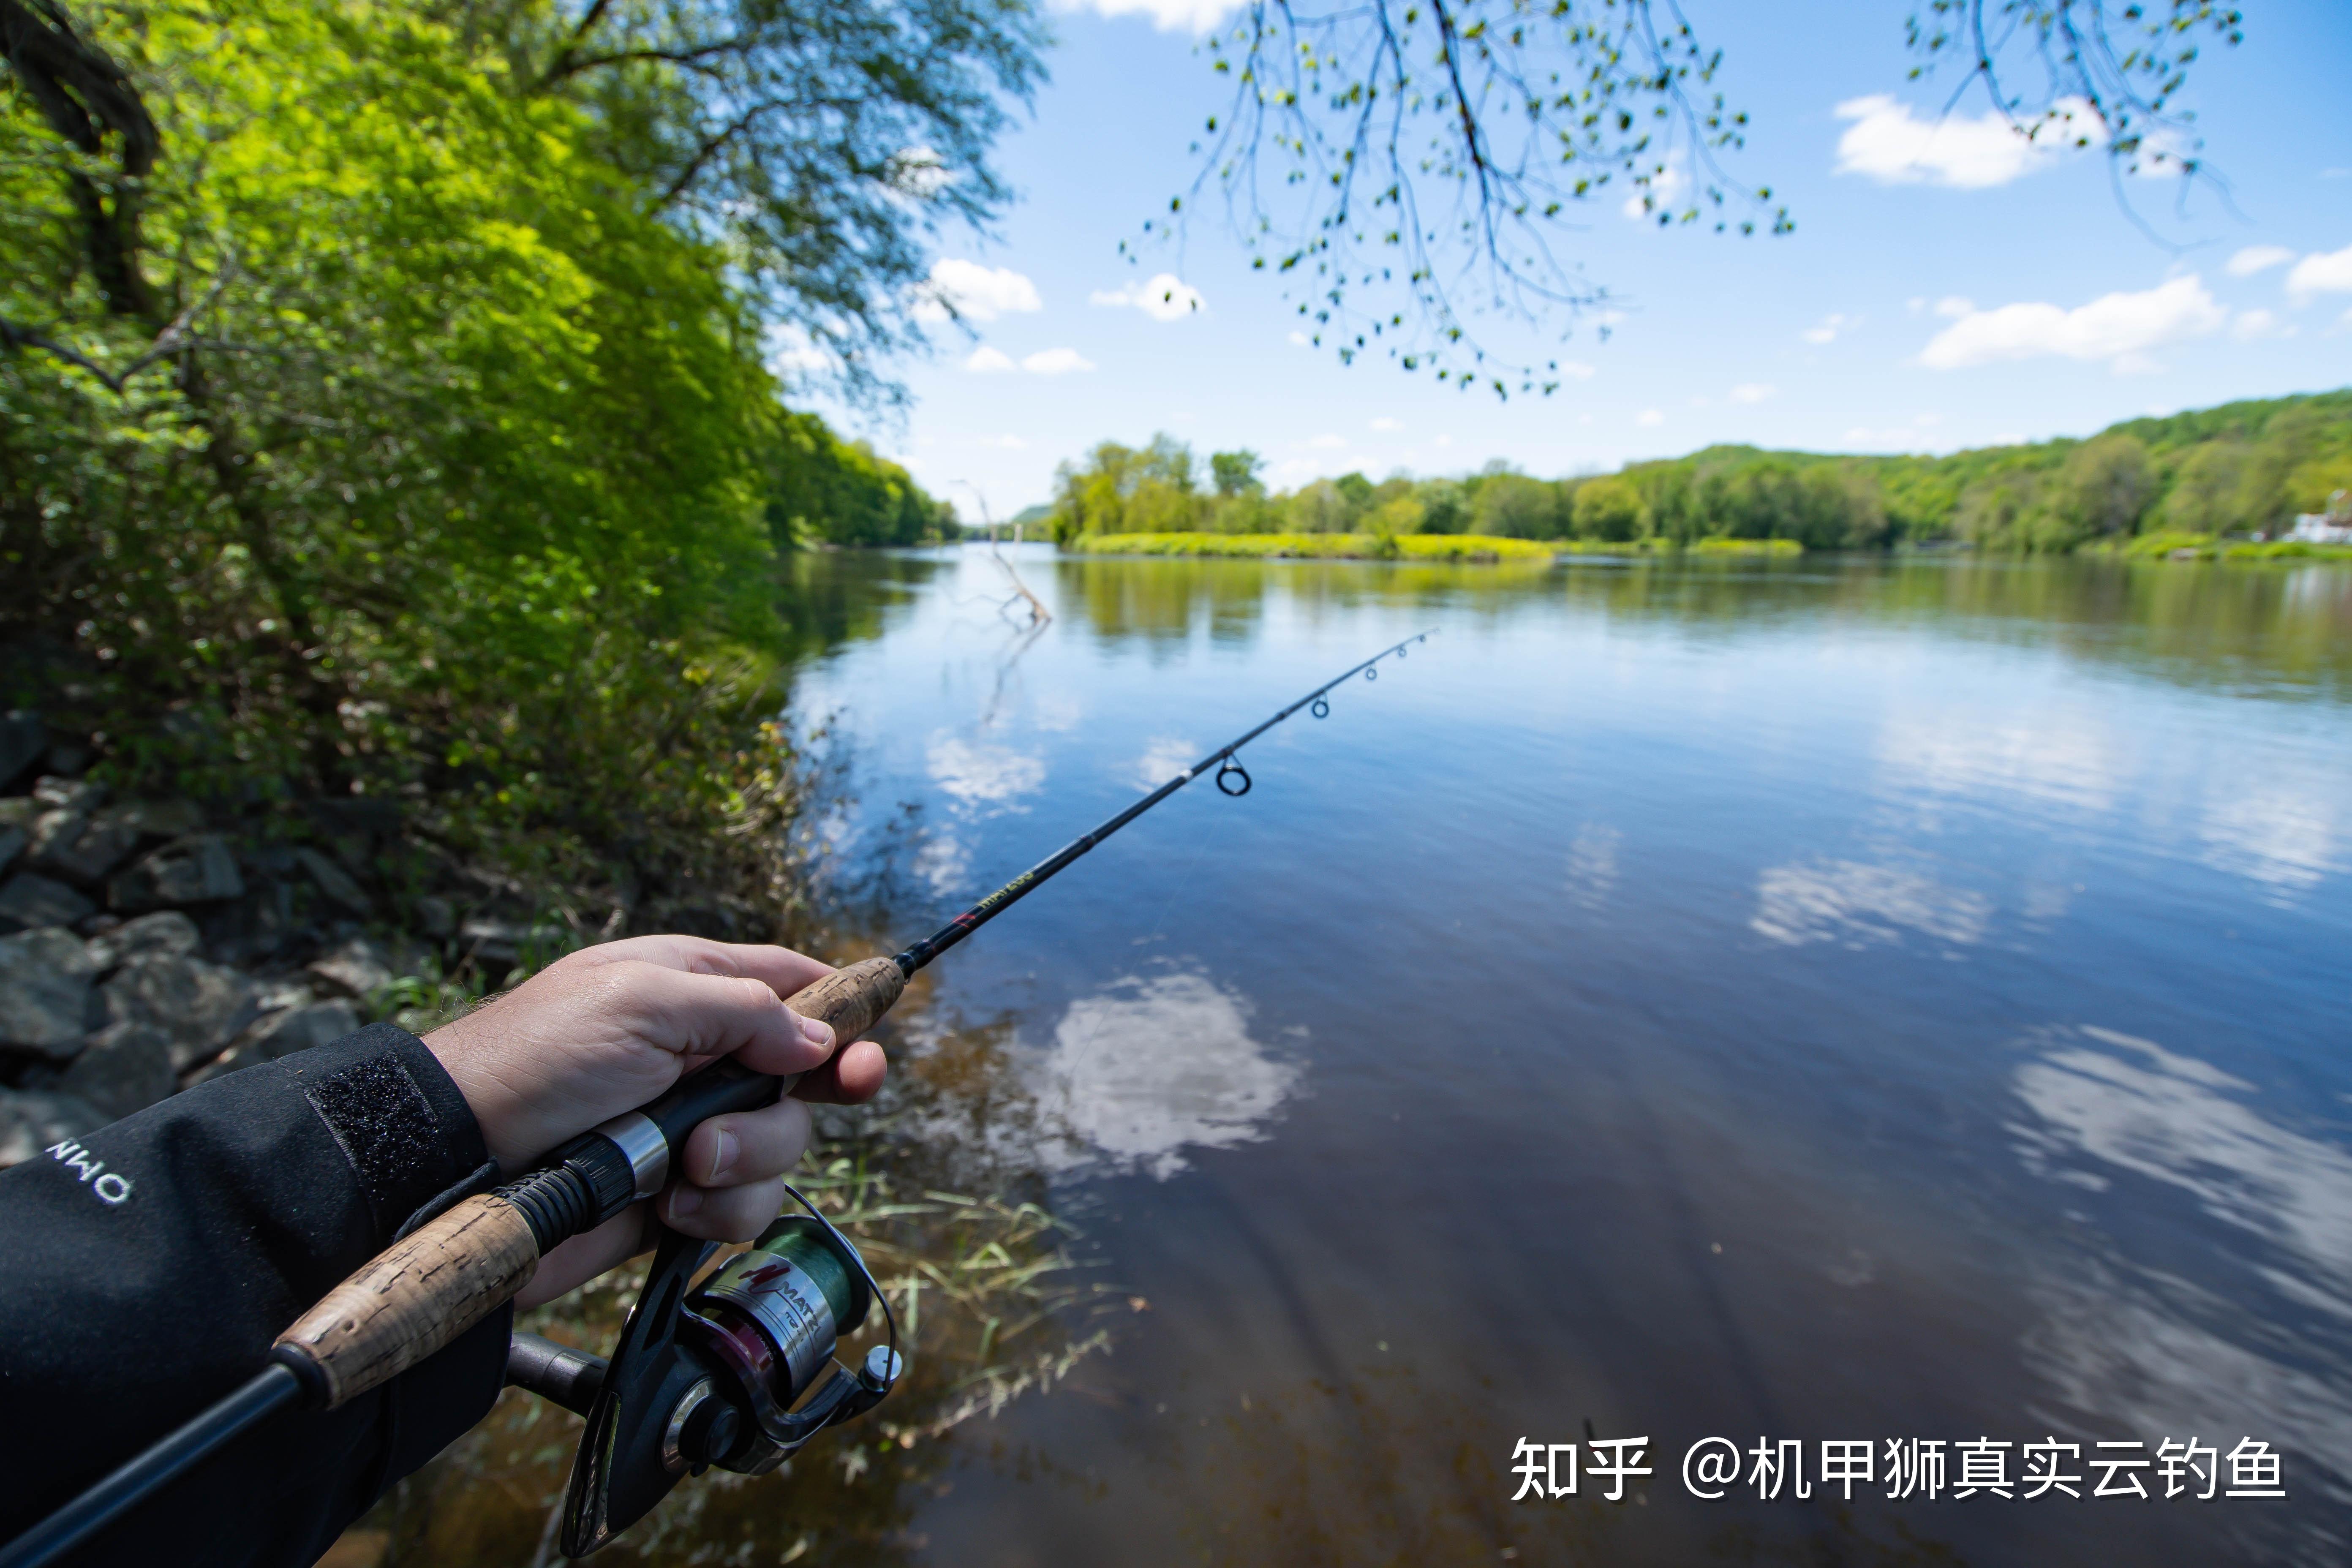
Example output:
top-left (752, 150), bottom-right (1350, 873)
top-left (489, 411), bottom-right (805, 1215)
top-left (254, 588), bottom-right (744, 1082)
top-left (408, 547), bottom-right (2352, 1566)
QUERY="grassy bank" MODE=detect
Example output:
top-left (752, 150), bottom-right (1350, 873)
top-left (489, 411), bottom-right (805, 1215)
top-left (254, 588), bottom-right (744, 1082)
top-left (2100, 531), bottom-right (2352, 563)
top-left (1068, 532), bottom-right (1802, 562)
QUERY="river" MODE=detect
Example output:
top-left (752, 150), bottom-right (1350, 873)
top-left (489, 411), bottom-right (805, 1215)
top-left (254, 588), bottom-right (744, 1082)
top-left (379, 546), bottom-right (2352, 1566)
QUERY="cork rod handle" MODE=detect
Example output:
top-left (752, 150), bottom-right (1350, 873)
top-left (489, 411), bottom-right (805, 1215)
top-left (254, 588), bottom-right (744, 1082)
top-left (273, 955), bottom-right (907, 1408)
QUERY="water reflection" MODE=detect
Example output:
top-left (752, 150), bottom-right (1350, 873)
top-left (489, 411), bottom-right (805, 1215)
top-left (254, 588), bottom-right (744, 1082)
top-left (2197, 773), bottom-right (2343, 895)
top-left (1750, 858), bottom-right (1992, 948)
top-left (1027, 973), bottom-right (1299, 1181)
top-left (925, 732), bottom-right (1046, 806)
top-left (1026, 547), bottom-right (2352, 698)
top-left (2012, 1026), bottom-right (2352, 1512)
top-left (1566, 823), bottom-right (1622, 912)
top-left (1876, 709), bottom-right (2123, 815)
top-left (1127, 736), bottom-right (1200, 791)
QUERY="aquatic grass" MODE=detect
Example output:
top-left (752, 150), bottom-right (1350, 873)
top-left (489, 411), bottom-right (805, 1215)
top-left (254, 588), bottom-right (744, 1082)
top-left (358, 1129), bottom-right (1121, 1566)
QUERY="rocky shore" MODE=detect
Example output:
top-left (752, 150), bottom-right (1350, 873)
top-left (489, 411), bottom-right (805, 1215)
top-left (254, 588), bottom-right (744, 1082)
top-left (0, 710), bottom-right (552, 1165)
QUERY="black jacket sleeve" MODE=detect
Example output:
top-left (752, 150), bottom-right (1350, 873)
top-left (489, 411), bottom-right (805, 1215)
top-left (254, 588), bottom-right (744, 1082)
top-left (0, 1022), bottom-right (511, 1568)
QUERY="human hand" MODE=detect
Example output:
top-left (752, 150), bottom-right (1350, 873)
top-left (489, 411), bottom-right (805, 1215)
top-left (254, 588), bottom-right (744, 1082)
top-left (422, 934), bottom-right (888, 1307)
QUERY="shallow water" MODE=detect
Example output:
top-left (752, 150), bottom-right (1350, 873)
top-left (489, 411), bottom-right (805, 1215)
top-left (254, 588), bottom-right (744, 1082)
top-left (403, 546), bottom-right (2352, 1565)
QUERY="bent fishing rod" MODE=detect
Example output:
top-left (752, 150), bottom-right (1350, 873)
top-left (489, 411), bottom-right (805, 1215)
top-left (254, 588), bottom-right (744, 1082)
top-left (2, 629), bottom-right (1433, 1567)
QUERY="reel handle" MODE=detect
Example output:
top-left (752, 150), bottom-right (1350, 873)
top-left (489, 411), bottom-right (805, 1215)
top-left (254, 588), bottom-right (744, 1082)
top-left (271, 956), bottom-right (906, 1409)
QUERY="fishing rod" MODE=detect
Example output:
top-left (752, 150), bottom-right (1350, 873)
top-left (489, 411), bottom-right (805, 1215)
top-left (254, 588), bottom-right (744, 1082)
top-left (1, 629), bottom-right (1433, 1568)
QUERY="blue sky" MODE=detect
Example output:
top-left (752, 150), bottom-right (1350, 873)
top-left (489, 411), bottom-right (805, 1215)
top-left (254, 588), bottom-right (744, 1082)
top-left (805, 0), bottom-right (2352, 519)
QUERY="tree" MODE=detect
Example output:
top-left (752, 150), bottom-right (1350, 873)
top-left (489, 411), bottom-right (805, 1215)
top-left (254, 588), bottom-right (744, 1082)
top-left (1167, 0), bottom-right (2238, 394)
top-left (1211, 449), bottom-right (1265, 497)
top-left (1573, 476), bottom-right (1646, 542)
top-left (1045, 435), bottom-right (1201, 541)
top-left (2044, 434), bottom-right (2156, 543)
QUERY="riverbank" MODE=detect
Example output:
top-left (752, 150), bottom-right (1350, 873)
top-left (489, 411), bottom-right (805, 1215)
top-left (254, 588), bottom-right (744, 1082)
top-left (1065, 532), bottom-right (1802, 562)
top-left (2102, 530), bottom-right (2352, 562)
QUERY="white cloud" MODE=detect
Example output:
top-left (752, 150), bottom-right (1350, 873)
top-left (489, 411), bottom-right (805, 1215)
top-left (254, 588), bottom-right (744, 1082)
top-left (1934, 296), bottom-right (1975, 318)
top-left (1636, 408), bottom-right (1665, 427)
top-left (886, 145), bottom-right (951, 200)
top-left (765, 325), bottom-right (833, 375)
top-left (1287, 330), bottom-right (1310, 347)
top-left (1306, 433), bottom-right (1347, 449)
top-left (2226, 245), bottom-right (2298, 278)
top-left (1369, 416), bottom-right (1403, 433)
top-left (1803, 312), bottom-right (1857, 344)
top-left (963, 346), bottom-right (1016, 373)
top-left (1089, 272), bottom-right (1206, 321)
top-left (975, 433), bottom-right (1028, 449)
top-left (1559, 361), bottom-right (1598, 379)
top-left (1021, 347), bottom-right (1096, 375)
top-left (2286, 243), bottom-right (2352, 305)
top-left (1729, 382), bottom-right (1776, 404)
top-left (1919, 275), bottom-right (2226, 372)
top-left (1621, 158), bottom-right (1688, 220)
top-left (915, 258), bottom-right (1042, 323)
top-left (1054, 0), bottom-right (1242, 35)
top-left (2232, 309), bottom-right (2295, 342)
top-left (1832, 94), bottom-right (2098, 189)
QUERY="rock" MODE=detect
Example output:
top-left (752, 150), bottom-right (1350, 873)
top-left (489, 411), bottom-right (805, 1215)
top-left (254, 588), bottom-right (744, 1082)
top-left (33, 810), bottom-right (143, 885)
top-left (85, 911), bottom-right (202, 970)
top-left (0, 798), bottom-right (37, 831)
top-left (0, 712), bottom-right (45, 792)
top-left (253, 975), bottom-right (318, 1013)
top-left (0, 927), bottom-right (101, 1057)
top-left (33, 777), bottom-right (105, 812)
top-left (108, 833), bottom-right (245, 912)
top-left (297, 847), bottom-right (373, 918)
top-left (413, 895), bottom-right (455, 939)
top-left (460, 917), bottom-right (568, 967)
top-left (0, 873), bottom-right (97, 933)
top-left (103, 799), bottom-right (206, 841)
top-left (43, 740), bottom-right (91, 777)
top-left (58, 1021), bottom-right (177, 1119)
top-left (195, 880), bottom-right (297, 967)
top-left (99, 952), bottom-right (261, 1071)
top-left (193, 1000), bottom-right (362, 1083)
top-left (0, 825), bottom-right (22, 878)
top-left (0, 1090), bottom-right (106, 1167)
top-left (307, 936), bottom-right (393, 1000)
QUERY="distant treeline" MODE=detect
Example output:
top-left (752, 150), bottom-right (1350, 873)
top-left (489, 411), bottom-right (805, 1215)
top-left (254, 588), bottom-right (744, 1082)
top-left (1041, 390), bottom-right (2352, 553)
top-left (768, 411), bottom-right (957, 548)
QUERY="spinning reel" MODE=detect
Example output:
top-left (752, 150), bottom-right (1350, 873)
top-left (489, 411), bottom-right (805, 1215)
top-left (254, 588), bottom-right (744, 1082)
top-left (507, 1189), bottom-right (903, 1557)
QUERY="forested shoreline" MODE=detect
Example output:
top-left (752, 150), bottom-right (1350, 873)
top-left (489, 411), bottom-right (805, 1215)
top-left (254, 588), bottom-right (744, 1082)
top-left (1040, 390), bottom-right (2352, 556)
top-left (2, 0), bottom-right (971, 943)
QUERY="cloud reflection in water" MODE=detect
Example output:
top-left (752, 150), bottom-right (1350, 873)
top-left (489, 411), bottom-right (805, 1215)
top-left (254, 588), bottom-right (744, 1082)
top-left (2012, 1026), bottom-right (2352, 1509)
top-left (1751, 858), bottom-right (1991, 948)
top-left (1027, 973), bottom-right (1301, 1181)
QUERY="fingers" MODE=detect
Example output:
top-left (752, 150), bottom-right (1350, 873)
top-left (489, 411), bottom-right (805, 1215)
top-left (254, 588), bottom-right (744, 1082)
top-left (661, 1175), bottom-right (790, 1241)
top-left (676, 1096), bottom-right (811, 1189)
top-left (790, 1036), bottom-right (888, 1105)
top-left (563, 935), bottom-right (837, 1002)
top-left (603, 961), bottom-right (833, 1076)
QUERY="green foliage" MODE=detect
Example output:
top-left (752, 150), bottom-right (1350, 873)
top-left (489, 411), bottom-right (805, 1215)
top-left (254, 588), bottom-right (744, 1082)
top-left (766, 411), bottom-right (954, 548)
top-left (0, 0), bottom-right (947, 921)
top-left (1042, 395), bottom-right (2352, 564)
top-left (1071, 532), bottom-right (1558, 563)
top-left (1044, 436), bottom-right (1205, 543)
top-left (1210, 449), bottom-right (1265, 497)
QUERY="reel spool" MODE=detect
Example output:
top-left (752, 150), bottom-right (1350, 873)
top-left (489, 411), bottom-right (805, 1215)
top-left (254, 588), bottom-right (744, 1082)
top-left (542, 1193), bottom-right (901, 1557)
